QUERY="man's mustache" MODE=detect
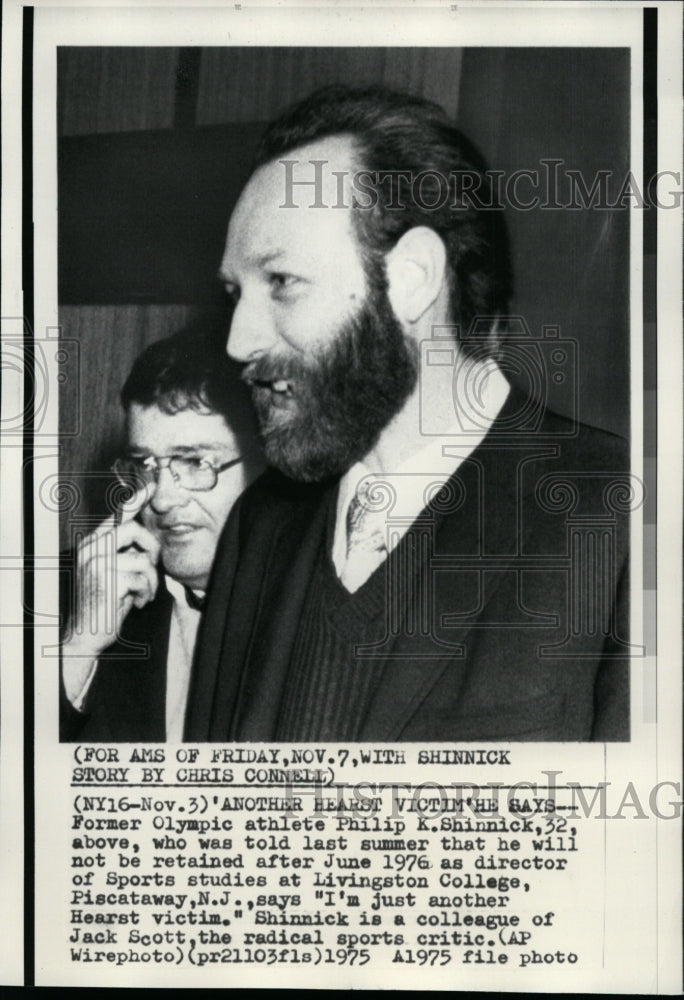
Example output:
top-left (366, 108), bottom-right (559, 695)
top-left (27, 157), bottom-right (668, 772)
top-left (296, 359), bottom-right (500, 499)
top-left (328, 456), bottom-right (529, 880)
top-left (241, 355), bottom-right (313, 393)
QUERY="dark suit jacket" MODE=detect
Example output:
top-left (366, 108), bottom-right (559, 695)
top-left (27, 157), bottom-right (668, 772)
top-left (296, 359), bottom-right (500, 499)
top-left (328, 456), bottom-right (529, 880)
top-left (187, 389), bottom-right (632, 742)
top-left (60, 578), bottom-right (172, 742)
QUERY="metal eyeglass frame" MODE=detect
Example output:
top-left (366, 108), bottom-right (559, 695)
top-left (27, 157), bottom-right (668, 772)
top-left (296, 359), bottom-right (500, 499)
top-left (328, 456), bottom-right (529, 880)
top-left (112, 453), bottom-right (244, 492)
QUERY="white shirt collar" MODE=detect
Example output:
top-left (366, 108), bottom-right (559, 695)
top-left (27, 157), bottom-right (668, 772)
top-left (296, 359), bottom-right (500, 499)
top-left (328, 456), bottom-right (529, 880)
top-left (165, 575), bottom-right (204, 741)
top-left (332, 361), bottom-right (510, 577)
top-left (165, 575), bottom-right (205, 610)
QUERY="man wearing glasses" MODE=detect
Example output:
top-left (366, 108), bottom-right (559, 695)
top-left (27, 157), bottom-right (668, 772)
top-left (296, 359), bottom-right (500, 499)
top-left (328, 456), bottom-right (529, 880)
top-left (60, 331), bottom-right (261, 741)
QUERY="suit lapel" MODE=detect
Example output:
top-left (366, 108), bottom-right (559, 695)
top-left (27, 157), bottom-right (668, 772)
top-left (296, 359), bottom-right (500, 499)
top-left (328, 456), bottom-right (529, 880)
top-left (232, 490), bottom-right (333, 739)
top-left (359, 392), bottom-right (540, 740)
top-left (192, 477), bottom-right (334, 741)
top-left (186, 506), bottom-right (243, 740)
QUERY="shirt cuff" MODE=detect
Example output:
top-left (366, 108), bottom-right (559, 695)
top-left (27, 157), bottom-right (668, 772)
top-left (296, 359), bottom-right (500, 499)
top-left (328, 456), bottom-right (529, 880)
top-left (66, 659), bottom-right (99, 712)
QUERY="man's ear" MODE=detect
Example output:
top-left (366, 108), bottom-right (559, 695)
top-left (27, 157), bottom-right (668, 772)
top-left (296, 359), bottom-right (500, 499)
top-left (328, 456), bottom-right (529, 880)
top-left (385, 226), bottom-right (448, 325)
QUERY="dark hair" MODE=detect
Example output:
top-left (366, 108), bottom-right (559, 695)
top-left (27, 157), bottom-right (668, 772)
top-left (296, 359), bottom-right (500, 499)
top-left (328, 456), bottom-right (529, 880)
top-left (121, 329), bottom-right (258, 444)
top-left (255, 85), bottom-right (513, 357)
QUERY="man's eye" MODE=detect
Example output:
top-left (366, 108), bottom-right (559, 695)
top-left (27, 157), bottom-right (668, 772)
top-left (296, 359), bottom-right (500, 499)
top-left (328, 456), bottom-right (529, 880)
top-left (178, 456), bottom-right (207, 470)
top-left (268, 273), bottom-right (298, 295)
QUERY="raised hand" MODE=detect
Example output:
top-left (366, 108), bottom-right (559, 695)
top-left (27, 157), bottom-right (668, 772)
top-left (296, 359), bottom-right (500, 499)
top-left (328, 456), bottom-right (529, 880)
top-left (62, 487), bottom-right (161, 699)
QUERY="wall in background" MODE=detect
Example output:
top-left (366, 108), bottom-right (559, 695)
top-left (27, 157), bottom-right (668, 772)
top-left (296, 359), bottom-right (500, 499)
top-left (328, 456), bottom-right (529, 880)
top-left (458, 48), bottom-right (630, 437)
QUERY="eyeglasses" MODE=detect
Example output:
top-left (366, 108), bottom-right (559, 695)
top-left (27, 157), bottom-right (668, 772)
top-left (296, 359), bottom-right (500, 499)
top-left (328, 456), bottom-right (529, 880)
top-left (112, 453), bottom-right (244, 493)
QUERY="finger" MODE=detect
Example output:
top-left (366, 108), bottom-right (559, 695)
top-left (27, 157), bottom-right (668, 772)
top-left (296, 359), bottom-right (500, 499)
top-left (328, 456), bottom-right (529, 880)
top-left (116, 549), bottom-right (158, 580)
top-left (131, 590), bottom-right (151, 611)
top-left (127, 555), bottom-right (159, 603)
top-left (116, 520), bottom-right (162, 562)
top-left (121, 567), bottom-right (157, 609)
top-left (79, 540), bottom-right (158, 599)
top-left (119, 484), bottom-right (154, 524)
top-left (120, 592), bottom-right (136, 620)
top-left (115, 548), bottom-right (157, 578)
top-left (81, 486), bottom-right (152, 545)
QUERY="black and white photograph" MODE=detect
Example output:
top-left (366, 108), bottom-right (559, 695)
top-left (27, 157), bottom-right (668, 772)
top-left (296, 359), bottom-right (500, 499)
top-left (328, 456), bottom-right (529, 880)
top-left (0, 0), bottom-right (682, 991)
top-left (57, 45), bottom-right (633, 744)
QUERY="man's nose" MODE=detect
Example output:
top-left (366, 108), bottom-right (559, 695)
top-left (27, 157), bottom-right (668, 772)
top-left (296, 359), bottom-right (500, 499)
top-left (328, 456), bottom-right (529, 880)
top-left (226, 294), bottom-right (277, 364)
top-left (148, 466), bottom-right (190, 514)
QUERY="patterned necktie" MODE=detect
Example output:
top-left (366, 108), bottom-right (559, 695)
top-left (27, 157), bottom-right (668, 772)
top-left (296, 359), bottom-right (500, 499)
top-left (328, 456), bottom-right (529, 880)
top-left (339, 491), bottom-right (388, 593)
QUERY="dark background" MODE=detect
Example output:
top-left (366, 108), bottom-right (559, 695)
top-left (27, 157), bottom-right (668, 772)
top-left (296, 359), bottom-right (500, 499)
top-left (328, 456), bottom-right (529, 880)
top-left (58, 46), bottom-right (630, 548)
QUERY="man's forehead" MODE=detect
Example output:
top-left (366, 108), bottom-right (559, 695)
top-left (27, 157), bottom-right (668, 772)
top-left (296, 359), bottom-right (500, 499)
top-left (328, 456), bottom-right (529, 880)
top-left (126, 402), bottom-right (236, 448)
top-left (230, 137), bottom-right (357, 223)
top-left (254, 133), bottom-right (358, 192)
top-left (222, 136), bottom-right (364, 282)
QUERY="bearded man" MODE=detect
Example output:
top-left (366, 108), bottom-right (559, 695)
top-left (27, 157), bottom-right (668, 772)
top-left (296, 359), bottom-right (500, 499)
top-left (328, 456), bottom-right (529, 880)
top-left (185, 85), bottom-right (631, 742)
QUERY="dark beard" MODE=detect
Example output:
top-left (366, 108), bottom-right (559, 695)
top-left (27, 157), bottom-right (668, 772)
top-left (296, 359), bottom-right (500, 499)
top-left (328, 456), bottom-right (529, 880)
top-left (243, 287), bottom-right (418, 482)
